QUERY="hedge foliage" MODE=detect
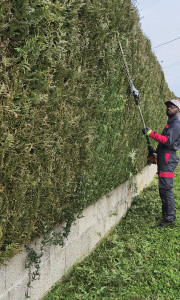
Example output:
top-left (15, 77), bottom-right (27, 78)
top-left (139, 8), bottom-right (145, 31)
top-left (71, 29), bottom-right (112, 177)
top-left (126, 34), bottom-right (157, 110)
top-left (0, 0), bottom-right (173, 261)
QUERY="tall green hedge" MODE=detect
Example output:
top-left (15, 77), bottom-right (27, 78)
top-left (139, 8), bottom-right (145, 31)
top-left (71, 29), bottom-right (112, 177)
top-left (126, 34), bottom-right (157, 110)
top-left (0, 0), bottom-right (173, 261)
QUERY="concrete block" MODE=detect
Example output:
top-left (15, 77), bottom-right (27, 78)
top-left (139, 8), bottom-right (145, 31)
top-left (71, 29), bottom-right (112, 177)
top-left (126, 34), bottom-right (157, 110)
top-left (65, 230), bottom-right (90, 271)
top-left (0, 264), bottom-right (6, 294)
top-left (49, 245), bottom-right (66, 286)
top-left (0, 274), bottom-right (29, 300)
top-left (106, 188), bottom-right (119, 212)
top-left (29, 258), bottom-right (52, 300)
top-left (65, 220), bottom-right (79, 243)
top-left (86, 222), bottom-right (104, 251)
top-left (95, 195), bottom-right (108, 221)
top-left (78, 205), bottom-right (97, 237)
top-left (4, 251), bottom-right (27, 292)
top-left (104, 211), bottom-right (119, 234)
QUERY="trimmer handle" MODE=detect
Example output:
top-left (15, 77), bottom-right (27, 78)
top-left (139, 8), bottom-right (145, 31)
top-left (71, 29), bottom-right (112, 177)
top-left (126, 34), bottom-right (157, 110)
top-left (146, 135), bottom-right (151, 145)
top-left (132, 87), bottom-right (139, 105)
top-left (130, 80), bottom-right (139, 105)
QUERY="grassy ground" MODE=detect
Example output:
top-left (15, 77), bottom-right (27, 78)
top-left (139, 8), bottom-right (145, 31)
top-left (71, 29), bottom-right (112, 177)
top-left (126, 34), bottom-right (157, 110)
top-left (43, 157), bottom-right (180, 300)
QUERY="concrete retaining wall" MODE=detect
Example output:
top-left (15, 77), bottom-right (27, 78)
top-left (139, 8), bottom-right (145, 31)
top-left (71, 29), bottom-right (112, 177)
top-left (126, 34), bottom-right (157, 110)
top-left (0, 164), bottom-right (157, 300)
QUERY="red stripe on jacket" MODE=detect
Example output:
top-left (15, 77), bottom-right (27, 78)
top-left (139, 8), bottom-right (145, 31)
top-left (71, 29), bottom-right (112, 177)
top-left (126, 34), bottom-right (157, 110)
top-left (149, 131), bottom-right (168, 144)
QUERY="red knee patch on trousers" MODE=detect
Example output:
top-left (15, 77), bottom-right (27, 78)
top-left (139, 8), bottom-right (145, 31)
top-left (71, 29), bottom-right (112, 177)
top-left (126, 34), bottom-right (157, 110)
top-left (159, 172), bottom-right (174, 178)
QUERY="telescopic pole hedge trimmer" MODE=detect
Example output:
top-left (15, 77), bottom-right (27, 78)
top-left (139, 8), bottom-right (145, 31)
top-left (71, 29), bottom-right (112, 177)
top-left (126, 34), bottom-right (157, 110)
top-left (118, 36), bottom-right (157, 164)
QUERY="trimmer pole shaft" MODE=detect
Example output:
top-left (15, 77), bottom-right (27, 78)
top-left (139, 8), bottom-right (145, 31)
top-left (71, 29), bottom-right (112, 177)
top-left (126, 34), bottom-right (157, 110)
top-left (137, 105), bottom-right (146, 127)
top-left (118, 35), bottom-right (146, 128)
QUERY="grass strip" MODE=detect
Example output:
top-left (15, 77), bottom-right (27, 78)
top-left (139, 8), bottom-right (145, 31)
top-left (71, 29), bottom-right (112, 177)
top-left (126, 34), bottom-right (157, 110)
top-left (44, 159), bottom-right (180, 300)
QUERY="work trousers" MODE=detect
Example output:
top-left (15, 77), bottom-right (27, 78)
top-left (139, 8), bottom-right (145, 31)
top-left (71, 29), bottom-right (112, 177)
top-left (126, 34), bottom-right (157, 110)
top-left (157, 150), bottom-right (179, 222)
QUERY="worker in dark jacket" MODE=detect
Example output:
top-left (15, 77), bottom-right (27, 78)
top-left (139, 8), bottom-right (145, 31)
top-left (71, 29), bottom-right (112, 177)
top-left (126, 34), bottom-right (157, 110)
top-left (143, 99), bottom-right (180, 227)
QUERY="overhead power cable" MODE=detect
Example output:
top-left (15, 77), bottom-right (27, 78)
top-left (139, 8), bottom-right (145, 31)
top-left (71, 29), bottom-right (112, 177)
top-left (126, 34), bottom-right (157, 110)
top-left (153, 36), bottom-right (180, 49)
top-left (163, 60), bottom-right (180, 69)
top-left (164, 72), bottom-right (180, 79)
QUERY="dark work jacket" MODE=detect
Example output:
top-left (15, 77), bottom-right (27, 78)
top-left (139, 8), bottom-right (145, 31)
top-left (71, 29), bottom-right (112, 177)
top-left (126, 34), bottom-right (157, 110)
top-left (149, 115), bottom-right (180, 165)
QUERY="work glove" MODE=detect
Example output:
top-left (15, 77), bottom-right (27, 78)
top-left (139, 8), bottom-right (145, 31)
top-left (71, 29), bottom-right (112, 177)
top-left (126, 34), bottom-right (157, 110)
top-left (142, 126), bottom-right (152, 136)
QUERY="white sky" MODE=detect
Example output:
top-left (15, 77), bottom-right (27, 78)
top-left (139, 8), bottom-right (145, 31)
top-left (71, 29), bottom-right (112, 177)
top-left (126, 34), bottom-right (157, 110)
top-left (134, 0), bottom-right (180, 97)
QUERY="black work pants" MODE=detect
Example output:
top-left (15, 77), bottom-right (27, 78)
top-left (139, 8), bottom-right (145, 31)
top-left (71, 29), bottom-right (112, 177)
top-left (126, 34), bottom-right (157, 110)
top-left (158, 151), bottom-right (179, 222)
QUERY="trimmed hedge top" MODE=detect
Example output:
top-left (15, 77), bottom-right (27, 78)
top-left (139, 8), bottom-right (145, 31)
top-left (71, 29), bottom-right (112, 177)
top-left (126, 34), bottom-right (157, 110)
top-left (0, 0), bottom-right (173, 262)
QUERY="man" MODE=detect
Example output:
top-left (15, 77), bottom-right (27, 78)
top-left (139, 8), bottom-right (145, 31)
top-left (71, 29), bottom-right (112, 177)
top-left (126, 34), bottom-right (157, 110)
top-left (143, 99), bottom-right (180, 228)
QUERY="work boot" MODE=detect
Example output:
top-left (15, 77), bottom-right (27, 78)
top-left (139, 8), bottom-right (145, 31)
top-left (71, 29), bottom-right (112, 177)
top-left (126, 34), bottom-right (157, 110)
top-left (158, 220), bottom-right (174, 229)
